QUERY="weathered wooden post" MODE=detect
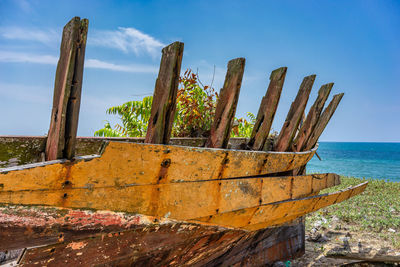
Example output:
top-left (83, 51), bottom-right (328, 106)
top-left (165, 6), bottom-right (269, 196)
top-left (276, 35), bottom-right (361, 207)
top-left (295, 92), bottom-right (343, 175)
top-left (293, 83), bottom-right (333, 152)
top-left (145, 42), bottom-right (184, 144)
top-left (274, 74), bottom-right (315, 151)
top-left (305, 93), bottom-right (344, 150)
top-left (45, 17), bottom-right (88, 160)
top-left (247, 67), bottom-right (286, 151)
top-left (206, 58), bottom-right (245, 148)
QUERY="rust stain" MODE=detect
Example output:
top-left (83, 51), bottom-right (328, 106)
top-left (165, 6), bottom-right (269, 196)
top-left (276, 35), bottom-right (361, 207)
top-left (216, 152), bottom-right (229, 179)
top-left (256, 154), bottom-right (269, 175)
top-left (214, 182), bottom-right (222, 214)
top-left (148, 152), bottom-right (172, 217)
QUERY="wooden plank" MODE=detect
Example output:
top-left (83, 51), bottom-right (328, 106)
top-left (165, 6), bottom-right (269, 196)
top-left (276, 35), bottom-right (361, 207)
top-left (206, 58), bottom-right (246, 148)
top-left (64, 19), bottom-right (89, 159)
top-left (145, 42), bottom-right (184, 144)
top-left (0, 136), bottom-right (268, 169)
top-left (304, 93), bottom-right (344, 150)
top-left (326, 251), bottom-right (400, 263)
top-left (0, 173), bottom-right (339, 221)
top-left (201, 220), bottom-right (305, 266)
top-left (248, 67), bottom-right (287, 150)
top-left (1, 142), bottom-right (317, 190)
top-left (192, 182), bottom-right (367, 230)
top-left (16, 219), bottom-right (304, 266)
top-left (0, 205), bottom-right (155, 251)
top-left (293, 83), bottom-right (333, 152)
top-left (45, 17), bottom-right (82, 160)
top-left (274, 74), bottom-right (315, 152)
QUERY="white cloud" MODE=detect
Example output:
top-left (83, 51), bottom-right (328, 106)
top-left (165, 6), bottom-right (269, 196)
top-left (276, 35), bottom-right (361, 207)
top-left (85, 59), bottom-right (158, 73)
top-left (0, 27), bottom-right (58, 44)
top-left (0, 26), bottom-right (164, 57)
top-left (0, 51), bottom-right (158, 73)
top-left (0, 51), bottom-right (58, 64)
top-left (90, 27), bottom-right (165, 57)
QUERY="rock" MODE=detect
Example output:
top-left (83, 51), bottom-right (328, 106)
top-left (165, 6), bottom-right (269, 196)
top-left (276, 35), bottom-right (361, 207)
top-left (313, 217), bottom-right (327, 228)
top-left (388, 228), bottom-right (396, 233)
top-left (307, 231), bottom-right (330, 243)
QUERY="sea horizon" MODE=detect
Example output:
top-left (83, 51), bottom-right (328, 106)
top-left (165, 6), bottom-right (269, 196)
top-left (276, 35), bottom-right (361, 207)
top-left (308, 141), bottom-right (400, 182)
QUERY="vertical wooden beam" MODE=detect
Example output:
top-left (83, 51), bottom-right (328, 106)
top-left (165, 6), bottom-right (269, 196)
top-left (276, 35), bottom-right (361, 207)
top-left (304, 93), bottom-right (344, 150)
top-left (64, 19), bottom-right (89, 159)
top-left (293, 83), bottom-right (333, 152)
top-left (247, 67), bottom-right (286, 151)
top-left (274, 75), bottom-right (315, 151)
top-left (45, 17), bottom-right (87, 161)
top-left (145, 42), bottom-right (184, 144)
top-left (206, 58), bottom-right (246, 148)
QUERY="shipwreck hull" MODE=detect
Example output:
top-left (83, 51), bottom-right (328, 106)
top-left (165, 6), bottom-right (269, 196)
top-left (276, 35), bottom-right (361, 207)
top-left (0, 205), bottom-right (305, 266)
top-left (0, 15), bottom-right (367, 266)
top-left (0, 136), bottom-right (366, 266)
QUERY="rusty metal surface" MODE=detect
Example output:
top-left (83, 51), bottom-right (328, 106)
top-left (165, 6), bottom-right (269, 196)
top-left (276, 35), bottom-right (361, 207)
top-left (18, 217), bottom-right (305, 266)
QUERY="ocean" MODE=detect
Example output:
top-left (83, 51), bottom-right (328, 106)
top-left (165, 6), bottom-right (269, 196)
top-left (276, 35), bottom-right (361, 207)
top-left (307, 142), bottom-right (400, 182)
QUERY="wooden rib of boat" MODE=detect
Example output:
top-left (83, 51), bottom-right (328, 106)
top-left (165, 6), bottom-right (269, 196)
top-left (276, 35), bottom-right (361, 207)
top-left (191, 182), bottom-right (368, 230)
top-left (0, 141), bottom-right (317, 188)
top-left (0, 17), bottom-right (367, 266)
top-left (0, 152), bottom-right (335, 220)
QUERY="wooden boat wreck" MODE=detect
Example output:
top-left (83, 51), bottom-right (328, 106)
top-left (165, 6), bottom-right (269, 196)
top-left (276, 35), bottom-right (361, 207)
top-left (0, 17), bottom-right (367, 266)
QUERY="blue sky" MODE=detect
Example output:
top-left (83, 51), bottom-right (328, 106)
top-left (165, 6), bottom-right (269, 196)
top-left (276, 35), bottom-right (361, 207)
top-left (0, 0), bottom-right (399, 142)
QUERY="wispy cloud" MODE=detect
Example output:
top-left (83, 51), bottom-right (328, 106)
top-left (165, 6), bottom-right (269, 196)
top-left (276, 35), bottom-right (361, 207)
top-left (85, 59), bottom-right (158, 73)
top-left (0, 51), bottom-right (58, 64)
top-left (0, 27), bottom-right (58, 44)
top-left (0, 26), bottom-right (165, 57)
top-left (0, 51), bottom-right (158, 73)
top-left (90, 27), bottom-right (165, 57)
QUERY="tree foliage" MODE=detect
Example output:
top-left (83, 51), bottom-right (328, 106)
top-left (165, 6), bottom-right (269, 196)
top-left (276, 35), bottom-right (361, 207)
top-left (95, 69), bottom-right (255, 138)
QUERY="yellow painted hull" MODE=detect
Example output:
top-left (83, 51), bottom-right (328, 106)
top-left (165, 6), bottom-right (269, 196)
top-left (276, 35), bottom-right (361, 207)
top-left (0, 172), bottom-right (339, 220)
top-left (0, 141), bottom-right (367, 230)
top-left (0, 141), bottom-right (317, 190)
top-left (192, 182), bottom-right (368, 230)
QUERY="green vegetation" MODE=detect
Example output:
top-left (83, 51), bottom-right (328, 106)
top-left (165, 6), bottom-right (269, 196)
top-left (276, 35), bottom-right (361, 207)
top-left (306, 176), bottom-right (400, 248)
top-left (94, 96), bottom-right (153, 137)
top-left (95, 69), bottom-right (255, 138)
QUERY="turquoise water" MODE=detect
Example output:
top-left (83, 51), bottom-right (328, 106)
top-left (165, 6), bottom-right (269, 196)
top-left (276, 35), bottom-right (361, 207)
top-left (307, 142), bottom-right (400, 182)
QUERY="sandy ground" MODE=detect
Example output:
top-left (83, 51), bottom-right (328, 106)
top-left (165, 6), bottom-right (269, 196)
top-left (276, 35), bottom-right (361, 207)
top-left (290, 227), bottom-right (400, 266)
